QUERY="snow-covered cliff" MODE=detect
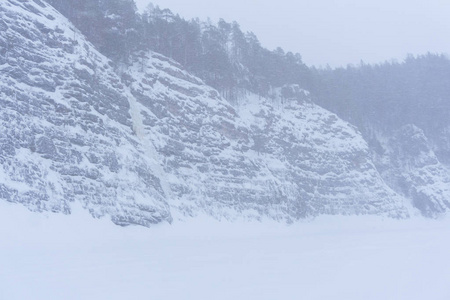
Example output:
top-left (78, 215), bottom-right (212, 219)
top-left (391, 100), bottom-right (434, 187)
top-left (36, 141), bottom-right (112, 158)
top-left (0, 0), bottom-right (414, 225)
top-left (0, 0), bottom-right (171, 225)
top-left (125, 55), bottom-right (407, 220)
top-left (373, 125), bottom-right (450, 217)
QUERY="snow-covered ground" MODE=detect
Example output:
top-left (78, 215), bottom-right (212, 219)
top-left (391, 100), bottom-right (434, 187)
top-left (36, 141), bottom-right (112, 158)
top-left (1, 201), bottom-right (449, 300)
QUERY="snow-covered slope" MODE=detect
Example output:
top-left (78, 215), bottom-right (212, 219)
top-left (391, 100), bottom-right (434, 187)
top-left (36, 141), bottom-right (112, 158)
top-left (0, 0), bottom-right (171, 225)
top-left (126, 52), bottom-right (300, 221)
top-left (374, 125), bottom-right (450, 217)
top-left (126, 53), bottom-right (408, 220)
top-left (0, 0), bottom-right (411, 224)
top-left (237, 87), bottom-right (407, 217)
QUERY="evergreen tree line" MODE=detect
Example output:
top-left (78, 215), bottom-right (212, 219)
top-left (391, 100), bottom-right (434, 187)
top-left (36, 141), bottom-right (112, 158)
top-left (45, 0), bottom-right (310, 101)
top-left (139, 5), bottom-right (311, 100)
top-left (309, 53), bottom-right (450, 138)
top-left (46, 0), bottom-right (139, 62)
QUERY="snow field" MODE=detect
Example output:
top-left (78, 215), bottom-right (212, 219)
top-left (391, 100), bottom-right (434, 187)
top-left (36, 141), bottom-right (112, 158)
top-left (1, 201), bottom-right (449, 300)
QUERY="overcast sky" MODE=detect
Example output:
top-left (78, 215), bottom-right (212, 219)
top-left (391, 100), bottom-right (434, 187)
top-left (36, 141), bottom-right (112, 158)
top-left (134, 0), bottom-right (450, 67)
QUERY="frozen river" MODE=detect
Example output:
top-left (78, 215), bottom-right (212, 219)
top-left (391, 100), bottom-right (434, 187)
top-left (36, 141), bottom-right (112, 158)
top-left (1, 201), bottom-right (449, 300)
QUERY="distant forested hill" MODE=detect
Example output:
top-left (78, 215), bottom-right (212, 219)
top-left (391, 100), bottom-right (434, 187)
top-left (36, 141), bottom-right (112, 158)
top-left (309, 54), bottom-right (450, 161)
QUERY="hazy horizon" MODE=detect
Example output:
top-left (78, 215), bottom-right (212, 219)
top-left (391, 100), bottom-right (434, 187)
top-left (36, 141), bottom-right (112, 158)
top-left (135, 0), bottom-right (450, 67)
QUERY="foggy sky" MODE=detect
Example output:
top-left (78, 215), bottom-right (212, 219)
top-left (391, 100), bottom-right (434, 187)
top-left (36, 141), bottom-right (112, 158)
top-left (135, 0), bottom-right (450, 67)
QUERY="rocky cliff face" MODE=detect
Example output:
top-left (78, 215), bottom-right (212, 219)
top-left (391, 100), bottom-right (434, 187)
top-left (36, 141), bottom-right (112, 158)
top-left (373, 125), bottom-right (450, 217)
top-left (237, 87), bottom-right (407, 218)
top-left (0, 0), bottom-right (411, 225)
top-left (0, 0), bottom-right (171, 226)
top-left (125, 55), bottom-right (407, 220)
